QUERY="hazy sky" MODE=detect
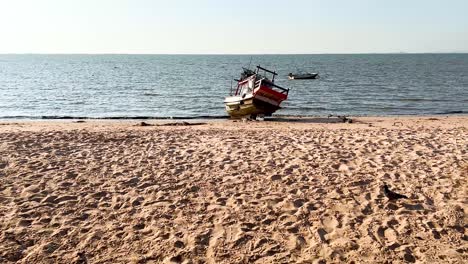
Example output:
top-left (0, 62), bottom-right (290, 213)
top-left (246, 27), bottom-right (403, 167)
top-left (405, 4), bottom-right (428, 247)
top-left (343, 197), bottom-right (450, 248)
top-left (0, 0), bottom-right (467, 54)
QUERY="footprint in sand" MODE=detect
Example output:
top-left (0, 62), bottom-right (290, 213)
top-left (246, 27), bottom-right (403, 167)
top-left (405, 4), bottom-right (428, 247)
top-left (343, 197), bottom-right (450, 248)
top-left (321, 215), bottom-right (340, 233)
top-left (317, 228), bottom-right (329, 243)
top-left (376, 225), bottom-right (399, 244)
top-left (206, 224), bottom-right (226, 263)
top-left (361, 202), bottom-right (373, 215)
top-left (287, 235), bottom-right (306, 251)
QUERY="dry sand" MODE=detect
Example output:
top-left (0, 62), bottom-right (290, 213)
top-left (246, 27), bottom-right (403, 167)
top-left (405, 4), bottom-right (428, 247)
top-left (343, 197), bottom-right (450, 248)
top-left (0, 116), bottom-right (467, 263)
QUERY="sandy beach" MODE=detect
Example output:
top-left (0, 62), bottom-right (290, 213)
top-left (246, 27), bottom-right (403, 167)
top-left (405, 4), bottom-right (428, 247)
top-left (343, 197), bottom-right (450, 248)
top-left (0, 116), bottom-right (466, 263)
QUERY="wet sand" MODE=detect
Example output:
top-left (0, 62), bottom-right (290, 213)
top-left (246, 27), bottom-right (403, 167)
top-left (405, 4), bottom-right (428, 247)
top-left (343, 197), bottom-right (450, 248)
top-left (0, 116), bottom-right (467, 263)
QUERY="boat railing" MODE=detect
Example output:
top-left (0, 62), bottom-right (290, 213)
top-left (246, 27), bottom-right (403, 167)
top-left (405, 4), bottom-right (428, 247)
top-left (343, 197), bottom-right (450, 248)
top-left (256, 65), bottom-right (277, 82)
top-left (255, 79), bottom-right (289, 95)
top-left (256, 65), bottom-right (277, 76)
top-left (270, 83), bottom-right (289, 95)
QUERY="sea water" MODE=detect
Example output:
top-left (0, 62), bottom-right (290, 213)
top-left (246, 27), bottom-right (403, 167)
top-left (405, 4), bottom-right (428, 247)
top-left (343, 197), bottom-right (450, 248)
top-left (0, 54), bottom-right (467, 119)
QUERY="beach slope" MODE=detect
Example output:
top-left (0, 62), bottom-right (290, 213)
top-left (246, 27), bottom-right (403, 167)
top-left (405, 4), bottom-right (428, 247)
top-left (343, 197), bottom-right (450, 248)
top-left (0, 116), bottom-right (467, 263)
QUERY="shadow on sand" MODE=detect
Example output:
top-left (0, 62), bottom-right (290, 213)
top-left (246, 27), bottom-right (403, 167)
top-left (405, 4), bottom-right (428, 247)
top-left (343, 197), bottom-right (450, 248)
top-left (265, 116), bottom-right (354, 124)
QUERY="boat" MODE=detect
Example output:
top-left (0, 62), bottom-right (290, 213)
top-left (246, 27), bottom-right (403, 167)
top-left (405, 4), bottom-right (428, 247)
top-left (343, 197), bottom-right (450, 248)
top-left (224, 65), bottom-right (289, 119)
top-left (288, 72), bottom-right (319, 80)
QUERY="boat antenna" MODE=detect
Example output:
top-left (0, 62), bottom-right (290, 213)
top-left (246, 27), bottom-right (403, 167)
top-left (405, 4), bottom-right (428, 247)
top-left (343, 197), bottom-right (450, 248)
top-left (247, 56), bottom-right (252, 70)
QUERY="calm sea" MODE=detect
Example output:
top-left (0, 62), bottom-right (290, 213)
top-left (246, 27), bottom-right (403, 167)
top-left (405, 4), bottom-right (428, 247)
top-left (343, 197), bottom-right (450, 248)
top-left (0, 54), bottom-right (467, 119)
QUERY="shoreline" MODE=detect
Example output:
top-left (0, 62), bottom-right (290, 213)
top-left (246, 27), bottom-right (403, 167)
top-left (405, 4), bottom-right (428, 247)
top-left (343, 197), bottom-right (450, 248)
top-left (0, 112), bottom-right (466, 122)
top-left (1, 115), bottom-right (467, 132)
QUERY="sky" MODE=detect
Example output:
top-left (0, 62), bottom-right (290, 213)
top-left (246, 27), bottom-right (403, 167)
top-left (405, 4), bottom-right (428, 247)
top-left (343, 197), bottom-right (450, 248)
top-left (0, 0), bottom-right (467, 54)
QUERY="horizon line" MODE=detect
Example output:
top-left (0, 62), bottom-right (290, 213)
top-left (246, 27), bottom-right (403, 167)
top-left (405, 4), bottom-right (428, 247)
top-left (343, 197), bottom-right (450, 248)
top-left (1, 52), bottom-right (468, 56)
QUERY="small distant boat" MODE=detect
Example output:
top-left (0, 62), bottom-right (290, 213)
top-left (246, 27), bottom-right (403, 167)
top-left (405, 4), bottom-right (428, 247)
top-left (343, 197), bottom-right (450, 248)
top-left (288, 72), bottom-right (319, 80)
top-left (224, 65), bottom-right (289, 119)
